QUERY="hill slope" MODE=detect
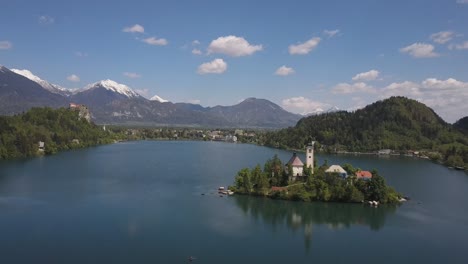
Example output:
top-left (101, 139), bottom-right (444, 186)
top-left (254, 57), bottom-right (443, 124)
top-left (0, 107), bottom-right (116, 159)
top-left (263, 97), bottom-right (468, 167)
top-left (207, 98), bottom-right (301, 128)
top-left (454, 116), bottom-right (468, 133)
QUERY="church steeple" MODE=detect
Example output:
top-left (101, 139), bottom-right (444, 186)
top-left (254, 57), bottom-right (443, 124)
top-left (306, 141), bottom-right (315, 173)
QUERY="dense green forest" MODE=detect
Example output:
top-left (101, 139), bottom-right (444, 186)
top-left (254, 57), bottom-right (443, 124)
top-left (231, 155), bottom-right (401, 204)
top-left (261, 97), bottom-right (468, 168)
top-left (454, 116), bottom-right (468, 132)
top-left (0, 107), bottom-right (121, 159)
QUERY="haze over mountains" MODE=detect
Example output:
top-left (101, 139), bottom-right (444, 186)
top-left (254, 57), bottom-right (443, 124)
top-left (0, 65), bottom-right (301, 128)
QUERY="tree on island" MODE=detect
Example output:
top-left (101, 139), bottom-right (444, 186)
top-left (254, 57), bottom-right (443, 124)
top-left (231, 155), bottom-right (401, 204)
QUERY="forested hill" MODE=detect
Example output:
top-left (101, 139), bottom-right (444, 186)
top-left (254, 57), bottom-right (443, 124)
top-left (262, 97), bottom-right (468, 167)
top-left (0, 107), bottom-right (118, 159)
top-left (454, 116), bottom-right (468, 133)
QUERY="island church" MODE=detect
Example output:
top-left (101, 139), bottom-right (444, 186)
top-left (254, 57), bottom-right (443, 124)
top-left (285, 142), bottom-right (315, 180)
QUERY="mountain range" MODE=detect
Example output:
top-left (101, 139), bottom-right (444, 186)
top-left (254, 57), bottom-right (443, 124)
top-left (0, 65), bottom-right (301, 128)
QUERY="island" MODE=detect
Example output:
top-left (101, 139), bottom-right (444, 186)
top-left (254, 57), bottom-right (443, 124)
top-left (230, 143), bottom-right (403, 204)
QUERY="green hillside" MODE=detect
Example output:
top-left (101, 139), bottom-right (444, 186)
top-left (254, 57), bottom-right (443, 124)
top-left (263, 97), bottom-right (468, 168)
top-left (454, 116), bottom-right (468, 133)
top-left (0, 107), bottom-right (119, 159)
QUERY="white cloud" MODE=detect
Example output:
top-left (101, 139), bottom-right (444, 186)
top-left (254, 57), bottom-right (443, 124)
top-left (0, 41), bottom-right (12, 50)
top-left (75, 51), bottom-right (88, 57)
top-left (192, 40), bottom-right (200, 45)
top-left (281, 96), bottom-right (331, 115)
top-left (275, 66), bottom-right (295, 76)
top-left (123, 72), bottom-right (141, 79)
top-left (430, 31), bottom-right (454, 44)
top-left (142, 37), bottom-right (168, 46)
top-left (332, 82), bottom-right (376, 94)
top-left (197, 58), bottom-right (227, 74)
top-left (448, 41), bottom-right (468, 50)
top-left (135, 88), bottom-right (150, 98)
top-left (67, 74), bottom-right (80, 82)
top-left (207, 35), bottom-right (262, 57)
top-left (38, 15), bottom-right (54, 25)
top-left (382, 81), bottom-right (421, 97)
top-left (123, 24), bottom-right (144, 33)
top-left (400, 43), bottom-right (439, 58)
top-left (192, 48), bottom-right (202, 55)
top-left (456, 0), bottom-right (468, 4)
top-left (348, 97), bottom-right (367, 111)
top-left (289, 37), bottom-right (321, 55)
top-left (352, 70), bottom-right (380, 82)
top-left (421, 78), bottom-right (468, 90)
top-left (324, 29), bottom-right (340, 38)
top-left (187, 99), bottom-right (201, 104)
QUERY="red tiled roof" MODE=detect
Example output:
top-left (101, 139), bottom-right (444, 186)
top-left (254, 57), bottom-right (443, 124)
top-left (356, 171), bottom-right (372, 179)
top-left (287, 153), bottom-right (304, 167)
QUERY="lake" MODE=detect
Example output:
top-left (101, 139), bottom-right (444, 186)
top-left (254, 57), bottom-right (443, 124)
top-left (0, 141), bottom-right (467, 263)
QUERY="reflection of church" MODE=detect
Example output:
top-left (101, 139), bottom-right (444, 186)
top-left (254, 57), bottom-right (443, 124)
top-left (285, 142), bottom-right (315, 180)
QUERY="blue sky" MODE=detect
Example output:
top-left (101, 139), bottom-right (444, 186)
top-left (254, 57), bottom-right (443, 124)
top-left (1, 0), bottom-right (468, 122)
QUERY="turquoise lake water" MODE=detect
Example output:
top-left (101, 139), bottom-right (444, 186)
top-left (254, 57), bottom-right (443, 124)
top-left (0, 141), bottom-right (467, 263)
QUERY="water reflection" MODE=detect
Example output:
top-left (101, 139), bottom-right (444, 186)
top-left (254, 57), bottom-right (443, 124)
top-left (234, 195), bottom-right (397, 250)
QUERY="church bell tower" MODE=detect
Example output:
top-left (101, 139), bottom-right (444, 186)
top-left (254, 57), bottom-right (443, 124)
top-left (306, 141), bottom-right (315, 173)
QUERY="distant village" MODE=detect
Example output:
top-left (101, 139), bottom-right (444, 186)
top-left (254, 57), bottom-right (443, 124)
top-left (65, 102), bottom-right (441, 163)
top-left (121, 127), bottom-right (259, 144)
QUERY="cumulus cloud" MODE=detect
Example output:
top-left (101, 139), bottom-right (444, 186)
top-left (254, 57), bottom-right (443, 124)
top-left (123, 24), bottom-right (145, 33)
top-left (400, 43), bottom-right (439, 58)
top-left (421, 78), bottom-right (468, 90)
top-left (275, 65), bottom-right (295, 76)
top-left (38, 15), bottom-right (54, 25)
top-left (352, 70), bottom-right (380, 82)
top-left (67, 74), bottom-right (80, 82)
top-left (0, 41), bottom-right (12, 50)
top-left (448, 41), bottom-right (468, 50)
top-left (135, 88), bottom-right (150, 98)
top-left (207, 35), bottom-right (262, 57)
top-left (324, 29), bottom-right (340, 38)
top-left (430, 31), bottom-right (454, 44)
top-left (282, 97), bottom-right (331, 115)
top-left (332, 82), bottom-right (376, 94)
top-left (192, 48), bottom-right (202, 55)
top-left (123, 72), bottom-right (141, 78)
top-left (192, 40), bottom-right (200, 45)
top-left (197, 58), bottom-right (227, 74)
top-left (142, 37), bottom-right (168, 46)
top-left (187, 99), bottom-right (201, 104)
top-left (381, 81), bottom-right (421, 97)
top-left (75, 51), bottom-right (88, 57)
top-left (289, 37), bottom-right (321, 55)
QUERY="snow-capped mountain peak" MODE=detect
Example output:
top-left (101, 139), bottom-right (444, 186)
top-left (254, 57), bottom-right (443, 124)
top-left (303, 106), bottom-right (340, 116)
top-left (11, 69), bottom-right (70, 95)
top-left (84, 79), bottom-right (140, 98)
top-left (150, 94), bottom-right (169, 103)
top-left (326, 106), bottom-right (340, 113)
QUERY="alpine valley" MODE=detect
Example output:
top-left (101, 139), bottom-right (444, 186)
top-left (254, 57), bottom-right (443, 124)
top-left (0, 65), bottom-right (301, 128)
